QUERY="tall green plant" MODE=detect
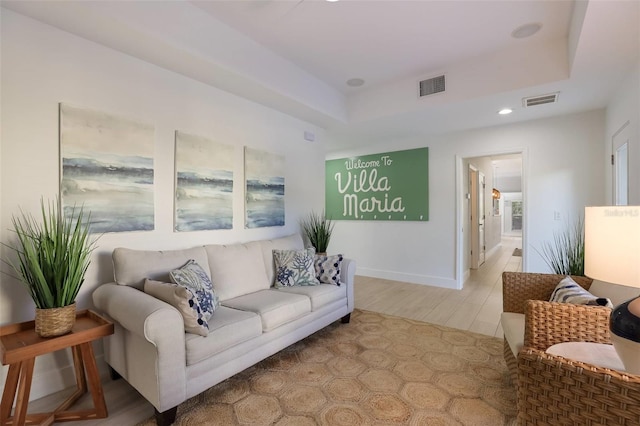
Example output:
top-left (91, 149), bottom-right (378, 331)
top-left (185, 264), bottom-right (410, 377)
top-left (300, 210), bottom-right (334, 253)
top-left (3, 199), bottom-right (97, 308)
top-left (536, 216), bottom-right (584, 276)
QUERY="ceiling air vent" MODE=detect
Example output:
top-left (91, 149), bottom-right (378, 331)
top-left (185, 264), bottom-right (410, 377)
top-left (419, 75), bottom-right (445, 97)
top-left (522, 92), bottom-right (559, 107)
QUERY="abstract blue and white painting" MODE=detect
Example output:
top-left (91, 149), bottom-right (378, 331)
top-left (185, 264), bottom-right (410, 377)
top-left (244, 147), bottom-right (285, 228)
top-left (175, 131), bottom-right (234, 231)
top-left (60, 104), bottom-right (155, 233)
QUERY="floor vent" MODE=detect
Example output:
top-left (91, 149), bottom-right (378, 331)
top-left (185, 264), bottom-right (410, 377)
top-left (419, 75), bottom-right (446, 97)
top-left (522, 92), bottom-right (559, 107)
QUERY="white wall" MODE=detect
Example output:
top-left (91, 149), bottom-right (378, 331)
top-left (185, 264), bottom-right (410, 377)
top-left (0, 10), bottom-right (326, 400)
top-left (605, 60), bottom-right (640, 205)
top-left (496, 175), bottom-right (522, 193)
top-left (328, 110), bottom-right (606, 289)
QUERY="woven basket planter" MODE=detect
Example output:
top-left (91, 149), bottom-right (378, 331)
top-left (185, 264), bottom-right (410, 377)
top-left (35, 302), bottom-right (77, 337)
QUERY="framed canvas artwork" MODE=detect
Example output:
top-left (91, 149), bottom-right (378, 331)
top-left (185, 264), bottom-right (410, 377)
top-left (174, 131), bottom-right (234, 231)
top-left (60, 103), bottom-right (155, 233)
top-left (244, 147), bottom-right (285, 228)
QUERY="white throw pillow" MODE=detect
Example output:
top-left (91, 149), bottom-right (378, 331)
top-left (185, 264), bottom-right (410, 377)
top-left (314, 254), bottom-right (344, 285)
top-left (549, 276), bottom-right (613, 308)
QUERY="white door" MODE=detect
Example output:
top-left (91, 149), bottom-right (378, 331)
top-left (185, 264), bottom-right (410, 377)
top-left (469, 166), bottom-right (485, 269)
top-left (469, 167), bottom-right (479, 269)
top-left (613, 122), bottom-right (630, 205)
top-left (478, 172), bottom-right (486, 266)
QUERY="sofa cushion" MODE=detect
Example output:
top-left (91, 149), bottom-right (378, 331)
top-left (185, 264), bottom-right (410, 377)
top-left (144, 279), bottom-right (210, 336)
top-left (589, 279), bottom-right (639, 307)
top-left (205, 242), bottom-right (270, 301)
top-left (501, 312), bottom-right (525, 357)
top-left (259, 234), bottom-right (305, 286)
top-left (184, 306), bottom-right (262, 365)
top-left (273, 248), bottom-right (320, 287)
top-left (222, 290), bottom-right (311, 332)
top-left (277, 284), bottom-right (346, 311)
top-left (112, 246), bottom-right (209, 290)
top-left (550, 276), bottom-right (613, 308)
top-left (314, 254), bottom-right (344, 285)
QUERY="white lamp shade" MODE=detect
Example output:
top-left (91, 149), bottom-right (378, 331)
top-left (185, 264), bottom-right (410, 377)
top-left (584, 206), bottom-right (640, 289)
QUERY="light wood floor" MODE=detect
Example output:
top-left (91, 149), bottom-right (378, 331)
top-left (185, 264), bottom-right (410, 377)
top-left (25, 236), bottom-right (522, 425)
top-left (355, 235), bottom-right (523, 338)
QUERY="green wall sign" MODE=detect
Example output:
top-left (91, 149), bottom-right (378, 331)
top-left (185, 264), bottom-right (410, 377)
top-left (325, 148), bottom-right (429, 221)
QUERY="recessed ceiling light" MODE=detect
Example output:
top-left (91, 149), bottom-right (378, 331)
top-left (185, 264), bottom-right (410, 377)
top-left (346, 78), bottom-right (365, 87)
top-left (326, 0), bottom-right (339, 2)
top-left (511, 23), bottom-right (542, 39)
top-left (498, 108), bottom-right (513, 115)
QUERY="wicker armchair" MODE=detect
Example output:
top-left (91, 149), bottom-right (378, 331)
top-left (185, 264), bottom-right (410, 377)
top-left (502, 271), bottom-right (596, 383)
top-left (502, 272), bottom-right (640, 425)
top-left (518, 349), bottom-right (640, 425)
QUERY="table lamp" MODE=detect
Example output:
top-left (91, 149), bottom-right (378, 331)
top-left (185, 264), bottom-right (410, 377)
top-left (584, 206), bottom-right (640, 374)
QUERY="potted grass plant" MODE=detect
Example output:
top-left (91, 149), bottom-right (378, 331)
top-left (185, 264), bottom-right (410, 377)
top-left (536, 216), bottom-right (584, 276)
top-left (300, 210), bottom-right (334, 255)
top-left (3, 198), bottom-right (96, 337)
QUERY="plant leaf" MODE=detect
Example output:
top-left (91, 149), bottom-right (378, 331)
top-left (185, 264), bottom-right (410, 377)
top-left (2, 198), bottom-right (97, 308)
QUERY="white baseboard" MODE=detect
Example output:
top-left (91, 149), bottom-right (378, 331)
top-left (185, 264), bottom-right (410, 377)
top-left (462, 268), bottom-right (470, 286)
top-left (357, 267), bottom-right (459, 290)
top-left (485, 243), bottom-right (501, 260)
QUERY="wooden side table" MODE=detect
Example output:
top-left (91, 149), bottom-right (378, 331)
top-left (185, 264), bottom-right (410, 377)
top-left (0, 310), bottom-right (114, 426)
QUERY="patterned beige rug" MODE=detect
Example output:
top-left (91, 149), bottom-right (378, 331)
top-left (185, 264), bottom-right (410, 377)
top-left (138, 309), bottom-right (516, 425)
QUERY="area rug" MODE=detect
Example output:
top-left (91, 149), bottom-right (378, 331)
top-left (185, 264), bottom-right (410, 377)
top-left (512, 248), bottom-right (522, 257)
top-left (137, 309), bottom-right (516, 425)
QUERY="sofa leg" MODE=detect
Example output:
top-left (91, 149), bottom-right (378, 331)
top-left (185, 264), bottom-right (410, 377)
top-left (108, 366), bottom-right (121, 380)
top-left (154, 407), bottom-right (177, 426)
top-left (341, 313), bottom-right (351, 324)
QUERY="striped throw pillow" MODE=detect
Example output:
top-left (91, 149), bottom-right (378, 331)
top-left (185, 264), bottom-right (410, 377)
top-left (549, 276), bottom-right (613, 308)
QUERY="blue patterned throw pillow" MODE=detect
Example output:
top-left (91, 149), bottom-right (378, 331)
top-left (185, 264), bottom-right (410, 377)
top-left (273, 248), bottom-right (320, 287)
top-left (169, 260), bottom-right (219, 329)
top-left (314, 254), bottom-right (344, 286)
top-left (144, 279), bottom-right (210, 336)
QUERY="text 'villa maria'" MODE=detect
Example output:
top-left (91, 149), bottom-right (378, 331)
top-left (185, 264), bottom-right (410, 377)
top-left (334, 156), bottom-right (405, 218)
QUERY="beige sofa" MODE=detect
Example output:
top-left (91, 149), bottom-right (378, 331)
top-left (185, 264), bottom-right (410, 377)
top-left (92, 234), bottom-right (355, 425)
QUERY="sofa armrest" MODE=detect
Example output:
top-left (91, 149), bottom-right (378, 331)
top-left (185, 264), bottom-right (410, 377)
top-left (523, 300), bottom-right (611, 351)
top-left (502, 272), bottom-right (593, 314)
top-left (341, 258), bottom-right (356, 312)
top-left (93, 283), bottom-right (185, 340)
top-left (92, 283), bottom-right (187, 411)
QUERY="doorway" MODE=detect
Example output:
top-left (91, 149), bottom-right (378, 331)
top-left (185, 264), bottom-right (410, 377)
top-left (456, 151), bottom-right (525, 288)
top-left (613, 121), bottom-right (630, 205)
top-left (503, 197), bottom-right (523, 236)
top-left (469, 166), bottom-right (486, 269)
